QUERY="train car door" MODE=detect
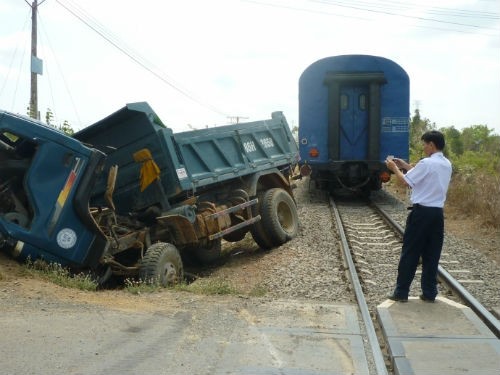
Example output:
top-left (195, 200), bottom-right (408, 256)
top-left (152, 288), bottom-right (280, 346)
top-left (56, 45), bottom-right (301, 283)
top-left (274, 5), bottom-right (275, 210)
top-left (339, 86), bottom-right (369, 160)
top-left (324, 72), bottom-right (386, 163)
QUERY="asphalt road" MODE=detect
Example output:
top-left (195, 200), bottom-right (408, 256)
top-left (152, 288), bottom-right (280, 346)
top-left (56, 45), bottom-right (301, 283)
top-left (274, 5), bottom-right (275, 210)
top-left (0, 293), bottom-right (369, 375)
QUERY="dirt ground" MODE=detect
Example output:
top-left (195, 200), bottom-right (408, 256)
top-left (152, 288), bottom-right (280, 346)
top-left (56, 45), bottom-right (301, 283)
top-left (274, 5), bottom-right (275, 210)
top-left (0, 236), bottom-right (274, 312)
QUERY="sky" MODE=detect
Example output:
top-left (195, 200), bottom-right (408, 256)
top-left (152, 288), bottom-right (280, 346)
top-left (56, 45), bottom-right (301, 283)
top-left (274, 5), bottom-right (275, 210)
top-left (0, 0), bottom-right (499, 134)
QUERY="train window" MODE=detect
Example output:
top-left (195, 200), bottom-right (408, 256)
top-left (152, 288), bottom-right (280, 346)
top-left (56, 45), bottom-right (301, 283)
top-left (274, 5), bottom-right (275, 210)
top-left (359, 94), bottom-right (367, 111)
top-left (340, 94), bottom-right (349, 110)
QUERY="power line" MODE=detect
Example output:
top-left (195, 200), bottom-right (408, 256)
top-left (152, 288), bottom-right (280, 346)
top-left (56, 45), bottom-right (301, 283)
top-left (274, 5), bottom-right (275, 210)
top-left (0, 10), bottom-right (31, 108)
top-left (54, 0), bottom-right (230, 118)
top-left (243, 0), bottom-right (499, 34)
top-left (363, 0), bottom-right (499, 19)
top-left (37, 11), bottom-right (82, 127)
top-left (11, 36), bottom-right (29, 113)
top-left (311, 0), bottom-right (499, 29)
top-left (243, 0), bottom-right (371, 20)
top-left (320, 0), bottom-right (500, 19)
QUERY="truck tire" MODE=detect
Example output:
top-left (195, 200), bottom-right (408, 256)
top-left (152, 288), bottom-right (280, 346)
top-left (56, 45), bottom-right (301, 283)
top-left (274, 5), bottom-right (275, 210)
top-left (193, 239), bottom-right (222, 264)
top-left (250, 192), bottom-right (274, 250)
top-left (260, 188), bottom-right (299, 246)
top-left (139, 242), bottom-right (183, 287)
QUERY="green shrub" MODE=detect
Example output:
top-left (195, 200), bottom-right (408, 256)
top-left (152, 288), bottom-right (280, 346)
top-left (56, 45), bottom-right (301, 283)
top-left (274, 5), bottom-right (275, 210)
top-left (452, 151), bottom-right (500, 175)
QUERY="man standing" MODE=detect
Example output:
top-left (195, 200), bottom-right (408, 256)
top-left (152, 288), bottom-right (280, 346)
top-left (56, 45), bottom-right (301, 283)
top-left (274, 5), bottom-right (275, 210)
top-left (385, 130), bottom-right (452, 302)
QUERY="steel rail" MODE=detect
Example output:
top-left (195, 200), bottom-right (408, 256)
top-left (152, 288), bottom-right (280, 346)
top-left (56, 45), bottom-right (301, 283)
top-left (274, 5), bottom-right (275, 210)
top-left (438, 265), bottom-right (500, 338)
top-left (373, 202), bottom-right (500, 339)
top-left (330, 197), bottom-right (388, 375)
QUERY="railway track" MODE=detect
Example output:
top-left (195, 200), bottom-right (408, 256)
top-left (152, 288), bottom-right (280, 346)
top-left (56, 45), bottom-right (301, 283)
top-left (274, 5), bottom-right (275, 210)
top-left (329, 194), bottom-right (500, 374)
top-left (331, 195), bottom-right (499, 335)
top-left (374, 201), bottom-right (500, 338)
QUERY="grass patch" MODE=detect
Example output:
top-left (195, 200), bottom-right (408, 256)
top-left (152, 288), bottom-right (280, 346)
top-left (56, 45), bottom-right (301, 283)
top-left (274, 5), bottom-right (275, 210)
top-left (25, 259), bottom-right (98, 291)
top-left (123, 277), bottom-right (241, 296)
top-left (123, 278), bottom-right (163, 294)
top-left (248, 284), bottom-right (268, 297)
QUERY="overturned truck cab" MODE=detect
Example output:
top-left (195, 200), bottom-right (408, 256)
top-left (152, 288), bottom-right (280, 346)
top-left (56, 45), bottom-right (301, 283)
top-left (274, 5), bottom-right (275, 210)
top-left (0, 110), bottom-right (107, 269)
top-left (0, 103), bottom-right (300, 286)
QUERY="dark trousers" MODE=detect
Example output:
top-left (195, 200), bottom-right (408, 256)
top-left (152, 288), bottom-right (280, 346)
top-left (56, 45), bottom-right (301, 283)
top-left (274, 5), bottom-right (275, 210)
top-left (393, 205), bottom-right (444, 299)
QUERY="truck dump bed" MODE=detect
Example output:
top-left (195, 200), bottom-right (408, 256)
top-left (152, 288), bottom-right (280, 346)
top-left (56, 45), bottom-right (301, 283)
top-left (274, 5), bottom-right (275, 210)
top-left (74, 102), bottom-right (298, 214)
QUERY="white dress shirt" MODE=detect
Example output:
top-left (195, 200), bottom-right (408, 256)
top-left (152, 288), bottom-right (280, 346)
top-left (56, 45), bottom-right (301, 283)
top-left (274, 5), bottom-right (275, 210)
top-left (404, 152), bottom-right (452, 208)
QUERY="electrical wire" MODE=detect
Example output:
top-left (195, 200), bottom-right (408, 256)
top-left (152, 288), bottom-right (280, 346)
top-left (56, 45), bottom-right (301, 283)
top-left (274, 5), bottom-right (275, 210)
top-left (55, 0), bottom-right (230, 118)
top-left (37, 11), bottom-right (82, 127)
top-left (311, 0), bottom-right (499, 30)
top-left (0, 9), bottom-right (31, 113)
top-left (316, 0), bottom-right (499, 19)
top-left (37, 12), bottom-right (57, 124)
top-left (354, 0), bottom-right (499, 19)
top-left (242, 0), bottom-right (499, 34)
top-left (11, 19), bottom-right (31, 113)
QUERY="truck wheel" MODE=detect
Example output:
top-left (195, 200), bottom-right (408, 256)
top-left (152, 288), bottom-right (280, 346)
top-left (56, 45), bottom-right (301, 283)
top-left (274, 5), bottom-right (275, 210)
top-left (139, 242), bottom-right (183, 287)
top-left (193, 239), bottom-right (222, 264)
top-left (250, 193), bottom-right (274, 250)
top-left (260, 188), bottom-right (299, 246)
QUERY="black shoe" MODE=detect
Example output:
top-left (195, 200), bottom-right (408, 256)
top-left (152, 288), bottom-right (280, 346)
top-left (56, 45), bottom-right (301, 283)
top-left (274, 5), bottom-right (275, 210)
top-left (388, 294), bottom-right (408, 302)
top-left (419, 294), bottom-right (435, 302)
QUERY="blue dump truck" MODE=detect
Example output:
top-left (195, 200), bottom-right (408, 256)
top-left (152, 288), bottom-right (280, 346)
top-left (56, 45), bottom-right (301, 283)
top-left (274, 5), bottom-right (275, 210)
top-left (0, 102), bottom-right (299, 286)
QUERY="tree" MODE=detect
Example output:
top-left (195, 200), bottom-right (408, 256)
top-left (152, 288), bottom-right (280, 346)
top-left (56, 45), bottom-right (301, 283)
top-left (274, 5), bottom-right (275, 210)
top-left (486, 135), bottom-right (500, 156)
top-left (409, 109), bottom-right (434, 161)
top-left (461, 125), bottom-right (493, 152)
top-left (45, 108), bottom-right (54, 126)
top-left (441, 126), bottom-right (463, 156)
top-left (58, 120), bottom-right (74, 136)
top-left (42, 108), bottom-right (74, 135)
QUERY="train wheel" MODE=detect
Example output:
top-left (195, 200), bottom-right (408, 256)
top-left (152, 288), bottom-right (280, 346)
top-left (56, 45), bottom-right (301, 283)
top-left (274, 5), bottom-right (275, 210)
top-left (139, 242), bottom-right (183, 287)
top-left (193, 239), bottom-right (222, 264)
top-left (260, 188), bottom-right (299, 246)
top-left (250, 192), bottom-right (274, 250)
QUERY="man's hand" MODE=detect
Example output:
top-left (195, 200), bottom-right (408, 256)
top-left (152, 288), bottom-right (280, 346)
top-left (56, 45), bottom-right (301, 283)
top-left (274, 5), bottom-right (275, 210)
top-left (385, 157), bottom-right (410, 187)
top-left (393, 158), bottom-right (412, 171)
top-left (385, 158), bottom-right (398, 173)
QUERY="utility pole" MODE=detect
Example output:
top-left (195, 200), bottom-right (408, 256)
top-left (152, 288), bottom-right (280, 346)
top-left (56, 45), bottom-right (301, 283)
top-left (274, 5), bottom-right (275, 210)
top-left (26, 0), bottom-right (46, 120)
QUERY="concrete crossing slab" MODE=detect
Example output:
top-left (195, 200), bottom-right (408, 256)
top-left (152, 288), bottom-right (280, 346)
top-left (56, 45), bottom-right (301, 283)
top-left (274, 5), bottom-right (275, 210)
top-left (377, 297), bottom-right (500, 375)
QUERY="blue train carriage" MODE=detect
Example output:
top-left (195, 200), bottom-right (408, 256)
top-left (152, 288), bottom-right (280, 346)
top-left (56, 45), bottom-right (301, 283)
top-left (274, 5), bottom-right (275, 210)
top-left (298, 55), bottom-right (410, 195)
